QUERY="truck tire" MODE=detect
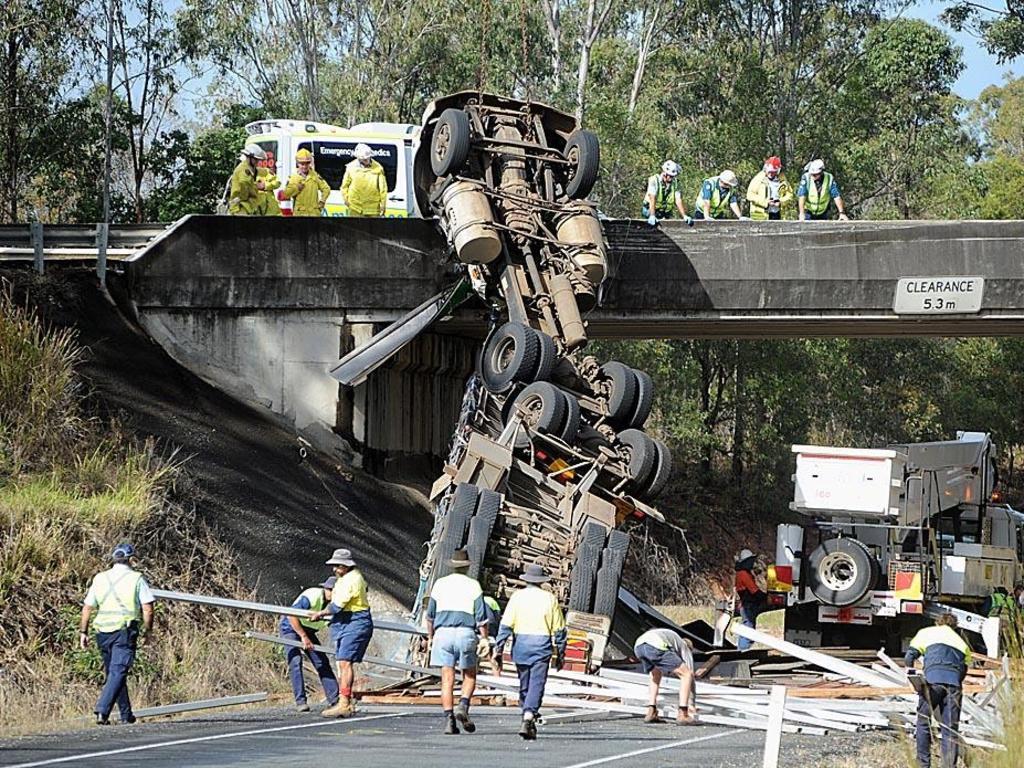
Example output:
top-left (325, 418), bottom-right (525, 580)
top-left (564, 129), bottom-right (600, 199)
top-left (628, 369), bottom-right (654, 429)
top-left (606, 529), bottom-right (630, 558)
top-left (556, 389), bottom-right (581, 445)
top-left (434, 484), bottom-right (478, 578)
top-left (510, 381), bottom-right (567, 448)
top-left (466, 489), bottom-right (501, 579)
top-left (481, 322), bottom-right (540, 393)
top-left (592, 542), bottom-right (628, 618)
top-left (617, 428), bottom-right (657, 489)
top-left (431, 109), bottom-right (472, 177)
top-left (532, 329), bottom-right (558, 383)
top-left (643, 438), bottom-right (673, 500)
top-left (807, 538), bottom-right (876, 608)
top-left (600, 361), bottom-right (638, 425)
top-left (568, 522), bottom-right (607, 612)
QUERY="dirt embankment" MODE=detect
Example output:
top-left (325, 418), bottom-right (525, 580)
top-left (6, 268), bottom-right (431, 606)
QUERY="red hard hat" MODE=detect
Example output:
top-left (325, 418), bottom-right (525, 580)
top-left (764, 156), bottom-right (782, 172)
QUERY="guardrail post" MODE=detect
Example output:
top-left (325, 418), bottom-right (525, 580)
top-left (95, 222), bottom-right (109, 285)
top-left (762, 685), bottom-right (787, 768)
top-left (31, 222), bottom-right (44, 274)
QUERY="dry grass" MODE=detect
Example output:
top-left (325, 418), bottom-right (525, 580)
top-left (0, 279), bottom-right (289, 736)
top-left (655, 604), bottom-right (785, 639)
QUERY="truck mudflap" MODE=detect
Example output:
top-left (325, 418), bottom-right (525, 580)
top-left (329, 277), bottom-right (473, 386)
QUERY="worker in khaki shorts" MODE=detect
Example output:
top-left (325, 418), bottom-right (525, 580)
top-left (633, 628), bottom-right (697, 725)
top-left (426, 549), bottom-right (489, 734)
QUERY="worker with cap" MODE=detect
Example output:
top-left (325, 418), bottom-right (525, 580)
top-left (426, 549), bottom-right (489, 734)
top-left (746, 156), bottom-right (793, 220)
top-left (280, 576), bottom-right (339, 712)
top-left (693, 170), bottom-right (744, 220)
top-left (341, 143), bottom-right (388, 217)
top-left (905, 613), bottom-right (971, 768)
top-left (309, 548), bottom-right (373, 717)
top-left (494, 563), bottom-right (567, 741)
top-left (283, 148), bottom-right (332, 216)
top-left (78, 543), bottom-right (155, 725)
top-left (642, 160), bottom-right (693, 226)
top-left (734, 548), bottom-right (765, 651)
top-left (797, 159), bottom-right (849, 221)
top-left (633, 628), bottom-right (697, 725)
top-left (228, 144), bottom-right (267, 215)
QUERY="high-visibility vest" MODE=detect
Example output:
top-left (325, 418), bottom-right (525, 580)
top-left (646, 174), bottom-right (680, 216)
top-left (695, 177), bottom-right (733, 218)
top-left (803, 172), bottom-right (833, 215)
top-left (297, 587), bottom-right (329, 630)
top-left (91, 568), bottom-right (143, 633)
top-left (989, 591), bottom-right (1014, 617)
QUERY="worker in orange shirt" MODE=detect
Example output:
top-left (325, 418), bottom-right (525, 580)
top-left (734, 548), bottom-right (766, 651)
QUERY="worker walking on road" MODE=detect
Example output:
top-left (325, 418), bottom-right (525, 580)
top-left (309, 548), bottom-right (374, 718)
top-left (284, 148), bottom-right (331, 216)
top-left (494, 563), bottom-right (567, 741)
top-left (642, 160), bottom-right (692, 226)
top-left (735, 548), bottom-right (766, 651)
top-left (78, 543), bottom-right (155, 725)
top-left (426, 549), bottom-right (490, 734)
top-left (905, 613), bottom-right (971, 768)
top-left (797, 159), bottom-right (849, 221)
top-left (280, 576), bottom-right (339, 712)
top-left (634, 628), bottom-right (697, 725)
top-left (746, 156), bottom-right (793, 220)
top-left (228, 144), bottom-right (267, 215)
top-left (693, 170), bottom-right (744, 220)
top-left (341, 143), bottom-right (388, 217)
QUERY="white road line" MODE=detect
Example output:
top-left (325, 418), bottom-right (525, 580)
top-left (560, 728), bottom-right (744, 768)
top-left (3, 712), bottom-right (409, 768)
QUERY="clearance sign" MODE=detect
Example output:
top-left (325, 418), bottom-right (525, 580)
top-left (893, 276), bottom-right (985, 314)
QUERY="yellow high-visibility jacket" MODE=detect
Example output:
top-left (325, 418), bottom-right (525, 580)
top-left (257, 167), bottom-right (281, 216)
top-left (228, 160), bottom-right (260, 215)
top-left (746, 171), bottom-right (794, 220)
top-left (341, 159), bottom-right (387, 217)
top-left (283, 170), bottom-right (331, 216)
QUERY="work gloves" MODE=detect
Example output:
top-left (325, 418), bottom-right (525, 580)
top-left (647, 214), bottom-right (658, 227)
top-left (684, 215), bottom-right (694, 227)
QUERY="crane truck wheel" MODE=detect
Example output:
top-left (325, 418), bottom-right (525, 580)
top-left (563, 129), bottom-right (600, 199)
top-left (430, 108), bottom-right (472, 177)
top-left (807, 538), bottom-right (876, 607)
top-left (481, 322), bottom-right (541, 392)
top-left (600, 361), bottom-right (639, 425)
top-left (510, 381), bottom-right (568, 448)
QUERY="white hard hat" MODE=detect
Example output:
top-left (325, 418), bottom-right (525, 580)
top-left (354, 143), bottom-right (373, 160)
top-left (661, 160), bottom-right (680, 177)
top-left (737, 548), bottom-right (755, 562)
top-left (242, 144), bottom-right (266, 161)
top-left (718, 169), bottom-right (738, 187)
top-left (808, 159), bottom-right (825, 174)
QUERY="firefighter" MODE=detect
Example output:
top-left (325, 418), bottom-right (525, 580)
top-left (341, 144), bottom-right (387, 217)
top-left (746, 156), bottom-right (793, 220)
top-left (228, 144), bottom-right (266, 215)
top-left (284, 148), bottom-right (331, 216)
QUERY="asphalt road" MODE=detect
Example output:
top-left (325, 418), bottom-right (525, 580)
top-left (0, 705), bottom-right (863, 768)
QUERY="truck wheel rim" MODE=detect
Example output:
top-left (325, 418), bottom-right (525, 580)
top-left (819, 552), bottom-right (858, 592)
top-left (518, 393), bottom-right (544, 428)
top-left (490, 337), bottom-right (516, 375)
top-left (434, 124), bottom-right (451, 165)
top-left (566, 144), bottom-right (580, 182)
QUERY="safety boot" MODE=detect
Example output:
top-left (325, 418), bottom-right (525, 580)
top-left (321, 695), bottom-right (354, 718)
top-left (644, 705), bottom-right (662, 724)
top-left (443, 714), bottom-right (459, 734)
top-left (518, 716), bottom-right (537, 740)
top-left (454, 703), bottom-right (476, 733)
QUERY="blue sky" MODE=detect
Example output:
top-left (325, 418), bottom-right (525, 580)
top-left (908, 0), bottom-right (1017, 98)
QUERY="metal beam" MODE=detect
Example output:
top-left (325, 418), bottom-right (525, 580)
top-left (244, 631), bottom-right (433, 677)
top-left (132, 693), bottom-right (267, 719)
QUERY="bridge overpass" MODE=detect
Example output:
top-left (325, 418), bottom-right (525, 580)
top-left (5, 215), bottom-right (1024, 468)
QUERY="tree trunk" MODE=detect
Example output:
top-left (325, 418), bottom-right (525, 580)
top-left (627, 6), bottom-right (659, 115)
top-left (4, 29), bottom-right (19, 222)
top-left (540, 0), bottom-right (562, 91)
top-left (575, 0), bottom-right (613, 121)
top-left (731, 344), bottom-right (745, 486)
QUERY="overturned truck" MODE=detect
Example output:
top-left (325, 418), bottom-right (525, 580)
top-left (333, 92), bottom-right (671, 669)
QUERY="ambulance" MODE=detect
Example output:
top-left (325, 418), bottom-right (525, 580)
top-left (244, 119), bottom-right (422, 217)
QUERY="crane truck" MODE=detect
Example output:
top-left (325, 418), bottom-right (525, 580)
top-left (768, 431), bottom-right (1023, 655)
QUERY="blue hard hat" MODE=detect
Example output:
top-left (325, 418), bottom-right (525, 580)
top-left (111, 543), bottom-right (136, 560)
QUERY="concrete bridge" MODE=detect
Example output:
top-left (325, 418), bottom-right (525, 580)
top-left (88, 215), bottom-right (1024, 468)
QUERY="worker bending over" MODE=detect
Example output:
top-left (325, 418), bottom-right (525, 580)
top-left (283, 148), bottom-right (331, 216)
top-left (693, 170), bottom-right (744, 220)
top-left (905, 613), bottom-right (971, 768)
top-left (426, 549), bottom-right (489, 734)
top-left (634, 628), bottom-right (697, 725)
top-left (341, 143), bottom-right (388, 217)
top-left (228, 144), bottom-right (266, 215)
top-left (494, 564), bottom-right (567, 740)
top-left (310, 548), bottom-right (373, 717)
top-left (735, 548), bottom-right (766, 651)
top-left (642, 160), bottom-right (692, 226)
top-left (280, 576), bottom-right (339, 712)
top-left (79, 543), bottom-right (155, 725)
top-left (797, 159), bottom-right (849, 220)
